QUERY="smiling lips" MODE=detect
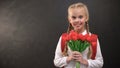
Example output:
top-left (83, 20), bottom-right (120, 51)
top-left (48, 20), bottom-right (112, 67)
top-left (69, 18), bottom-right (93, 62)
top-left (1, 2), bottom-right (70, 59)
top-left (74, 22), bottom-right (83, 27)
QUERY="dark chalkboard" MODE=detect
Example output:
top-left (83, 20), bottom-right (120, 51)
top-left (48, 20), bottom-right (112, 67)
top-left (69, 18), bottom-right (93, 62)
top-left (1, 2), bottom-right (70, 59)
top-left (0, 0), bottom-right (119, 68)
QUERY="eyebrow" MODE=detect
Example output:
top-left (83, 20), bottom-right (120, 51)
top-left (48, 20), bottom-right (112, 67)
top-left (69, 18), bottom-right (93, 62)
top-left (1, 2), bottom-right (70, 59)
top-left (71, 15), bottom-right (83, 18)
top-left (71, 16), bottom-right (76, 19)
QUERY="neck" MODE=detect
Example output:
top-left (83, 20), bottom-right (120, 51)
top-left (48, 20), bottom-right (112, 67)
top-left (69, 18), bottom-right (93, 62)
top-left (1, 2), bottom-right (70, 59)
top-left (74, 28), bottom-right (85, 33)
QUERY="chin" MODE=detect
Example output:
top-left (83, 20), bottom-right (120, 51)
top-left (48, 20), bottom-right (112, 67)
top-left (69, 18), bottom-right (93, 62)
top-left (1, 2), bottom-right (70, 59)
top-left (76, 27), bottom-right (81, 30)
top-left (74, 28), bottom-right (81, 31)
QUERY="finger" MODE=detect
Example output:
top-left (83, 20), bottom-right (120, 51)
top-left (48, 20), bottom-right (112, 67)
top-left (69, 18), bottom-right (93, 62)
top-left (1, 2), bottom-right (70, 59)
top-left (73, 51), bottom-right (82, 55)
top-left (73, 54), bottom-right (81, 57)
top-left (73, 53), bottom-right (82, 57)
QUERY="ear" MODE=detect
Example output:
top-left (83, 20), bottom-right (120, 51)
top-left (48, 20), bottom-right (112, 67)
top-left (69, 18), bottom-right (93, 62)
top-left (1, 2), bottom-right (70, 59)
top-left (85, 19), bottom-right (88, 22)
top-left (68, 17), bottom-right (71, 23)
top-left (85, 16), bottom-right (89, 22)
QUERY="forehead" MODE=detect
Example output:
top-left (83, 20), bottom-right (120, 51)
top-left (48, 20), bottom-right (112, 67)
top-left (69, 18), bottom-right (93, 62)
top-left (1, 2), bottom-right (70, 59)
top-left (69, 8), bottom-right (86, 16)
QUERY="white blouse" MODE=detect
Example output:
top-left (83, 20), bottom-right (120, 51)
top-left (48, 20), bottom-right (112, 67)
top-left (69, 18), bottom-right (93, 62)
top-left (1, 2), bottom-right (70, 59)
top-left (54, 30), bottom-right (103, 68)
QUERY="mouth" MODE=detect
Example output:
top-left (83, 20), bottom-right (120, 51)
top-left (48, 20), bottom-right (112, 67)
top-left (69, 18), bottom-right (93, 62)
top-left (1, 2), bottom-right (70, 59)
top-left (76, 22), bottom-right (83, 27)
top-left (73, 22), bottom-right (83, 28)
top-left (79, 22), bottom-right (82, 25)
top-left (77, 22), bottom-right (82, 26)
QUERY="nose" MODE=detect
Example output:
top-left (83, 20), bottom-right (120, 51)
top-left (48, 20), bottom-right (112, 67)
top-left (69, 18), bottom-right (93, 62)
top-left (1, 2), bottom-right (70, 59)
top-left (75, 18), bottom-right (81, 22)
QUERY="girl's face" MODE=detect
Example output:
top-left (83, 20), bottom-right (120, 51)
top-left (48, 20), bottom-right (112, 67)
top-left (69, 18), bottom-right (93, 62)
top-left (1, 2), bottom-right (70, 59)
top-left (68, 8), bottom-right (87, 33)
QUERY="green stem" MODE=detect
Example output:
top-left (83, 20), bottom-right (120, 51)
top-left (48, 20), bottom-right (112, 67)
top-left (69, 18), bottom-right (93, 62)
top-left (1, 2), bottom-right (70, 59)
top-left (76, 62), bottom-right (80, 68)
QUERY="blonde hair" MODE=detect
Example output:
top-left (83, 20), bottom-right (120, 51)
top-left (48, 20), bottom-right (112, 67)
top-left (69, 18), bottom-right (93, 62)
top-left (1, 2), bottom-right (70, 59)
top-left (67, 2), bottom-right (89, 34)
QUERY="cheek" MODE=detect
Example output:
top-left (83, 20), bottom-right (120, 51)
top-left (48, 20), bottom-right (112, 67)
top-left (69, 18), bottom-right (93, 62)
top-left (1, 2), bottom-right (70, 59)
top-left (80, 19), bottom-right (86, 24)
top-left (71, 22), bottom-right (77, 27)
top-left (81, 18), bottom-right (86, 22)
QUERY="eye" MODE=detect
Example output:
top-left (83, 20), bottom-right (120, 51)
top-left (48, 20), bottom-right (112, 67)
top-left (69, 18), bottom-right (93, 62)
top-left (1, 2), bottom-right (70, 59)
top-left (71, 16), bottom-right (76, 19)
top-left (79, 15), bottom-right (83, 19)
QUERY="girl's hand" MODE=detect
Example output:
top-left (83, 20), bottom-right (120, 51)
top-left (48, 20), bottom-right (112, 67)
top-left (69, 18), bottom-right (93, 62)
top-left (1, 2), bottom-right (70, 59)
top-left (66, 52), bottom-right (74, 63)
top-left (66, 51), bottom-right (78, 63)
top-left (66, 55), bottom-right (73, 63)
top-left (72, 51), bottom-right (88, 66)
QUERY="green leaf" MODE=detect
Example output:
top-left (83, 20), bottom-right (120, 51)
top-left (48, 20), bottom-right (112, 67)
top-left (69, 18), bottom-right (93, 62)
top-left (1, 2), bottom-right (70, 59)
top-left (78, 40), bottom-right (81, 52)
top-left (80, 41), bottom-right (84, 52)
top-left (75, 40), bottom-right (79, 51)
top-left (67, 40), bottom-right (90, 53)
top-left (67, 41), bottom-right (74, 51)
top-left (81, 41), bottom-right (90, 52)
top-left (77, 40), bottom-right (81, 52)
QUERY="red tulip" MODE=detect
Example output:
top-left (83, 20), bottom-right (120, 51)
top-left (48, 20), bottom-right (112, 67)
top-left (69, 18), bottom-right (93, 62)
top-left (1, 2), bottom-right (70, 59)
top-left (68, 30), bottom-right (79, 40)
top-left (78, 34), bottom-right (86, 41)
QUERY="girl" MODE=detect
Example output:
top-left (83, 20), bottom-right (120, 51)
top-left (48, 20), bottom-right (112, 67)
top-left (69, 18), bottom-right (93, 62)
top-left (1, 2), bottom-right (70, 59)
top-left (54, 2), bottom-right (103, 68)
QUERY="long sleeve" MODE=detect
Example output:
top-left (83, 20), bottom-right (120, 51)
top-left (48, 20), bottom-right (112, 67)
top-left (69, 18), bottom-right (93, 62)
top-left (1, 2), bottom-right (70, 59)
top-left (54, 37), bottom-right (68, 67)
top-left (87, 39), bottom-right (104, 68)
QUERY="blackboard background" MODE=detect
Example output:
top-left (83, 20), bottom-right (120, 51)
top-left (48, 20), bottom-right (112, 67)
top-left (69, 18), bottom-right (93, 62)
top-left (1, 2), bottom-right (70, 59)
top-left (0, 0), bottom-right (120, 68)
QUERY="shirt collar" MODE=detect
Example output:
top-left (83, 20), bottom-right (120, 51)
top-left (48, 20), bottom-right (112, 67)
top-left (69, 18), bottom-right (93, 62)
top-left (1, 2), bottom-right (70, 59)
top-left (82, 30), bottom-right (87, 35)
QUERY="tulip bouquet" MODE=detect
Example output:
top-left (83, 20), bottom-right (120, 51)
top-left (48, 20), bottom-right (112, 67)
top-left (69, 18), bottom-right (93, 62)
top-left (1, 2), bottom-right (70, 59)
top-left (63, 30), bottom-right (97, 68)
